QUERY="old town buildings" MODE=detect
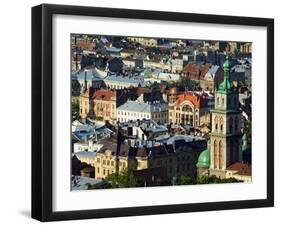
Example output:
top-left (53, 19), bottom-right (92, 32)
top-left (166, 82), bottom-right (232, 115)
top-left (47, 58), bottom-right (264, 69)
top-left (71, 34), bottom-right (252, 188)
top-left (93, 132), bottom-right (206, 181)
top-left (168, 89), bottom-right (214, 128)
top-left (117, 100), bottom-right (168, 124)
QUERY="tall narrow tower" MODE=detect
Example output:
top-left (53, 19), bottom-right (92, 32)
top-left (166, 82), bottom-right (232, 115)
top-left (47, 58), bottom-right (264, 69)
top-left (209, 56), bottom-right (242, 178)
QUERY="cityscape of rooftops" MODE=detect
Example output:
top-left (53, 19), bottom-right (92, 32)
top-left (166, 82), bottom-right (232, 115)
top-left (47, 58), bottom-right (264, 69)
top-left (71, 34), bottom-right (252, 190)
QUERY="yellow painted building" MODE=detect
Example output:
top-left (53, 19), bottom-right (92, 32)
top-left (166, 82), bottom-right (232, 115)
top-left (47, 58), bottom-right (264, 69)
top-left (93, 138), bottom-right (205, 180)
top-left (94, 142), bottom-right (137, 179)
top-left (92, 90), bottom-right (117, 123)
top-left (79, 89), bottom-right (90, 119)
top-left (128, 37), bottom-right (158, 47)
top-left (79, 89), bottom-right (117, 123)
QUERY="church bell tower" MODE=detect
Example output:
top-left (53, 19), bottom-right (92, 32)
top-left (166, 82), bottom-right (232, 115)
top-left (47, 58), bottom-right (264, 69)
top-left (209, 56), bottom-right (242, 178)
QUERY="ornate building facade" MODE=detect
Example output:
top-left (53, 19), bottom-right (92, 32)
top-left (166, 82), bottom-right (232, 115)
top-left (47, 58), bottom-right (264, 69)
top-left (168, 88), bottom-right (214, 128)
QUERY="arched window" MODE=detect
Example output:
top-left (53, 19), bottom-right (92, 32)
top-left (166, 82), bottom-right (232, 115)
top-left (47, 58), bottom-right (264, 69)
top-left (219, 140), bottom-right (223, 169)
top-left (214, 140), bottom-right (218, 168)
top-left (220, 117), bottom-right (224, 132)
top-left (222, 98), bottom-right (225, 106)
top-left (214, 116), bottom-right (218, 132)
top-left (229, 117), bottom-right (233, 133)
top-left (217, 97), bottom-right (220, 106)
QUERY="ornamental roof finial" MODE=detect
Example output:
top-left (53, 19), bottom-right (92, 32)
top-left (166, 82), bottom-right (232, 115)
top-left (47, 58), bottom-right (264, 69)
top-left (217, 55), bottom-right (234, 93)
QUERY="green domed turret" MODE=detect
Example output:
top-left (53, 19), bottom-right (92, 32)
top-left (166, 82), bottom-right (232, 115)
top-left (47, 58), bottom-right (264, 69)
top-left (223, 56), bottom-right (231, 70)
top-left (196, 140), bottom-right (210, 168)
top-left (217, 56), bottom-right (235, 93)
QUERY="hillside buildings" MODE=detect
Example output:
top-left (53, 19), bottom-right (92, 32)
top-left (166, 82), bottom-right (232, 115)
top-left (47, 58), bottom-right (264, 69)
top-left (71, 35), bottom-right (252, 188)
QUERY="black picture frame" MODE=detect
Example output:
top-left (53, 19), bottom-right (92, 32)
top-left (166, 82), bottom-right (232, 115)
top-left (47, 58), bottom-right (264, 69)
top-left (32, 3), bottom-right (274, 222)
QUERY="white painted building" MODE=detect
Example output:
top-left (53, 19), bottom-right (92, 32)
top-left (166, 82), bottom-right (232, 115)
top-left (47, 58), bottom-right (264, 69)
top-left (117, 100), bottom-right (168, 123)
top-left (117, 101), bottom-right (152, 122)
top-left (73, 139), bottom-right (104, 153)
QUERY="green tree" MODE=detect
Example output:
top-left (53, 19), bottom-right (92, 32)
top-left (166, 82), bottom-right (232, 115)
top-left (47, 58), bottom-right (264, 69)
top-left (106, 168), bottom-right (137, 188)
top-left (151, 81), bottom-right (161, 91)
top-left (179, 175), bottom-right (192, 185)
top-left (72, 101), bottom-right (80, 113)
top-left (176, 77), bottom-right (199, 90)
top-left (196, 175), bottom-right (210, 184)
top-left (196, 175), bottom-right (241, 184)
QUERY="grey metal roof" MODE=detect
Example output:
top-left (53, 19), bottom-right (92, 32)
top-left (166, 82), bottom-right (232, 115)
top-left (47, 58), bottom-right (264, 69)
top-left (104, 73), bottom-right (147, 86)
top-left (207, 65), bottom-right (220, 75)
top-left (74, 151), bottom-right (97, 158)
top-left (75, 69), bottom-right (105, 82)
top-left (117, 101), bottom-right (168, 113)
top-left (166, 135), bottom-right (204, 145)
top-left (117, 101), bottom-right (151, 113)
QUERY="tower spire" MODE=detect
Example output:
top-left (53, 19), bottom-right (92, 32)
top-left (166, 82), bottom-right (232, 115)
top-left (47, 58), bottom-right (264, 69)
top-left (217, 56), bottom-right (233, 92)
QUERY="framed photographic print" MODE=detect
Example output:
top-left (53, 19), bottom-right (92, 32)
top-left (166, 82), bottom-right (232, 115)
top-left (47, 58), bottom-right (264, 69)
top-left (31, 4), bottom-right (274, 221)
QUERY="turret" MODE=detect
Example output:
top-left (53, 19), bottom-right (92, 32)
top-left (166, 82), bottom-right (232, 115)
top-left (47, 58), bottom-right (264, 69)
top-left (217, 56), bottom-right (234, 93)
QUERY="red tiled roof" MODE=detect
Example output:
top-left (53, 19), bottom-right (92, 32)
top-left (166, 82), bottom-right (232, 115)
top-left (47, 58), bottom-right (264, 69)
top-left (92, 89), bottom-right (116, 101)
top-left (136, 87), bottom-right (151, 96)
top-left (182, 62), bottom-right (210, 80)
top-left (176, 92), bottom-right (210, 108)
top-left (227, 162), bottom-right (252, 176)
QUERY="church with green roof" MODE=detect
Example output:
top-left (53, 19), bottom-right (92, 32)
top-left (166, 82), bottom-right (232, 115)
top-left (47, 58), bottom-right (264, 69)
top-left (196, 56), bottom-right (245, 178)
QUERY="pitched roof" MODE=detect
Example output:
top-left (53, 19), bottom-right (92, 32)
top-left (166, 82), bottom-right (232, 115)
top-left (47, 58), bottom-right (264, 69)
top-left (207, 65), bottom-right (221, 76)
top-left (135, 87), bottom-right (151, 96)
top-left (117, 101), bottom-right (168, 113)
top-left (226, 162), bottom-right (252, 176)
top-left (182, 62), bottom-right (210, 80)
top-left (176, 92), bottom-right (210, 108)
top-left (92, 89), bottom-right (116, 101)
top-left (104, 73), bottom-right (147, 86)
